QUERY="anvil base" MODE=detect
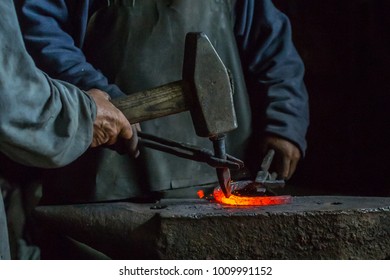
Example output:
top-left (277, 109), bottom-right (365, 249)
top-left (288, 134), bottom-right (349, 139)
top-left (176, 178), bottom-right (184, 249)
top-left (34, 196), bottom-right (390, 259)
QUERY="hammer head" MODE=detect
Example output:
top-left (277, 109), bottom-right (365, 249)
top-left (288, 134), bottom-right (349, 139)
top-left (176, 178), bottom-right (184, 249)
top-left (183, 33), bottom-right (237, 138)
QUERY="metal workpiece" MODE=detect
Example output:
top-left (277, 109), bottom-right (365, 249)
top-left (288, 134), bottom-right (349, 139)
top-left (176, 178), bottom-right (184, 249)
top-left (34, 196), bottom-right (390, 259)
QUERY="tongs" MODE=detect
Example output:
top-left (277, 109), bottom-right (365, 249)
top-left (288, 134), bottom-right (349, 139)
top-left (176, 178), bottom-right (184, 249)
top-left (255, 149), bottom-right (285, 189)
top-left (138, 131), bottom-right (244, 170)
top-left (231, 149), bottom-right (285, 196)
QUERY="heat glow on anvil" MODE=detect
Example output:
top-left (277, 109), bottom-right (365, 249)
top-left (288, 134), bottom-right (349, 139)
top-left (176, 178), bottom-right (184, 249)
top-left (34, 196), bottom-right (390, 259)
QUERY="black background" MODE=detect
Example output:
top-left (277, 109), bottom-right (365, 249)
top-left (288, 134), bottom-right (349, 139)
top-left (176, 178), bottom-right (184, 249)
top-left (274, 0), bottom-right (390, 195)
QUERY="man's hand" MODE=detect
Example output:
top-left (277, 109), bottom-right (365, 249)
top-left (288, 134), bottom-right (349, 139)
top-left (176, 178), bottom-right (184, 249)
top-left (261, 135), bottom-right (301, 180)
top-left (87, 89), bottom-right (139, 157)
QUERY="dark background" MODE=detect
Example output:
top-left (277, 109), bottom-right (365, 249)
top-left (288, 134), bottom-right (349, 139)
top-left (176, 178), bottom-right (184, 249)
top-left (273, 0), bottom-right (390, 196)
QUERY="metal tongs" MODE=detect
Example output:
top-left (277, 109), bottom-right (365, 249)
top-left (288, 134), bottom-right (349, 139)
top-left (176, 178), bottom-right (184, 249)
top-left (138, 131), bottom-right (244, 170)
top-left (230, 149), bottom-right (286, 197)
top-left (255, 149), bottom-right (285, 190)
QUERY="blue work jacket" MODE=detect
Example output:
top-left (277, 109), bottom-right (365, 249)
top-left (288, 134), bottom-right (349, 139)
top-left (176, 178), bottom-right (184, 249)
top-left (16, 0), bottom-right (309, 154)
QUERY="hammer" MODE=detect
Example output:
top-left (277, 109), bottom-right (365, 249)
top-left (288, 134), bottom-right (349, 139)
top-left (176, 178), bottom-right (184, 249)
top-left (112, 32), bottom-right (237, 197)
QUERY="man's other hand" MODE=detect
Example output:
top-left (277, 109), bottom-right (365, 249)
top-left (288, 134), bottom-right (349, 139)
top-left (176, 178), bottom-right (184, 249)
top-left (262, 135), bottom-right (301, 180)
top-left (87, 89), bottom-right (139, 157)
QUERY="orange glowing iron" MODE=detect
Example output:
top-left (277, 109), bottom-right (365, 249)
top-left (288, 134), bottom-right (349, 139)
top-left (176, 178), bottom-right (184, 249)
top-left (212, 150), bottom-right (292, 206)
top-left (213, 184), bottom-right (292, 206)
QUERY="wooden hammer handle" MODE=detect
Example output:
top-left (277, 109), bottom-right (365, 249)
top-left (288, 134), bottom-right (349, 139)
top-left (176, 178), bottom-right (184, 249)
top-left (111, 80), bottom-right (188, 124)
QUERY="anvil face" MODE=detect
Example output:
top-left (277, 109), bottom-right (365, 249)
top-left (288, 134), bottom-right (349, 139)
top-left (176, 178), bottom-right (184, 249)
top-left (34, 196), bottom-right (390, 259)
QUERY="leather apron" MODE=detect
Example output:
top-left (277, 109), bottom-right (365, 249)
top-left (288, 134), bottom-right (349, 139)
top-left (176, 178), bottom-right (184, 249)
top-left (43, 0), bottom-right (253, 203)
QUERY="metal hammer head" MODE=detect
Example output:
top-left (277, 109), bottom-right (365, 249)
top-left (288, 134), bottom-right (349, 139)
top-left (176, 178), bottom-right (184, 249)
top-left (183, 32), bottom-right (237, 138)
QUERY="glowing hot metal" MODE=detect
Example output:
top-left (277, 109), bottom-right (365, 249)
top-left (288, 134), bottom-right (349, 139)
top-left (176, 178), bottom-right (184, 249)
top-left (212, 181), bottom-right (292, 206)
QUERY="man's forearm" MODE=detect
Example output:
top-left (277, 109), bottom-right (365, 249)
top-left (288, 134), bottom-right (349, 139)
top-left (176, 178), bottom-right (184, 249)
top-left (0, 0), bottom-right (96, 168)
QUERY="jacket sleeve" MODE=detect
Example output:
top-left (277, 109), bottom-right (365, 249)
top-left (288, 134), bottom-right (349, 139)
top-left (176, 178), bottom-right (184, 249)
top-left (234, 0), bottom-right (309, 154)
top-left (0, 0), bottom-right (97, 168)
top-left (14, 0), bottom-right (125, 98)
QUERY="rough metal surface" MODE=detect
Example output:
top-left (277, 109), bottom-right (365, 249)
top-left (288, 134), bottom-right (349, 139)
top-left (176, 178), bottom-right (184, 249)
top-left (34, 196), bottom-right (390, 259)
